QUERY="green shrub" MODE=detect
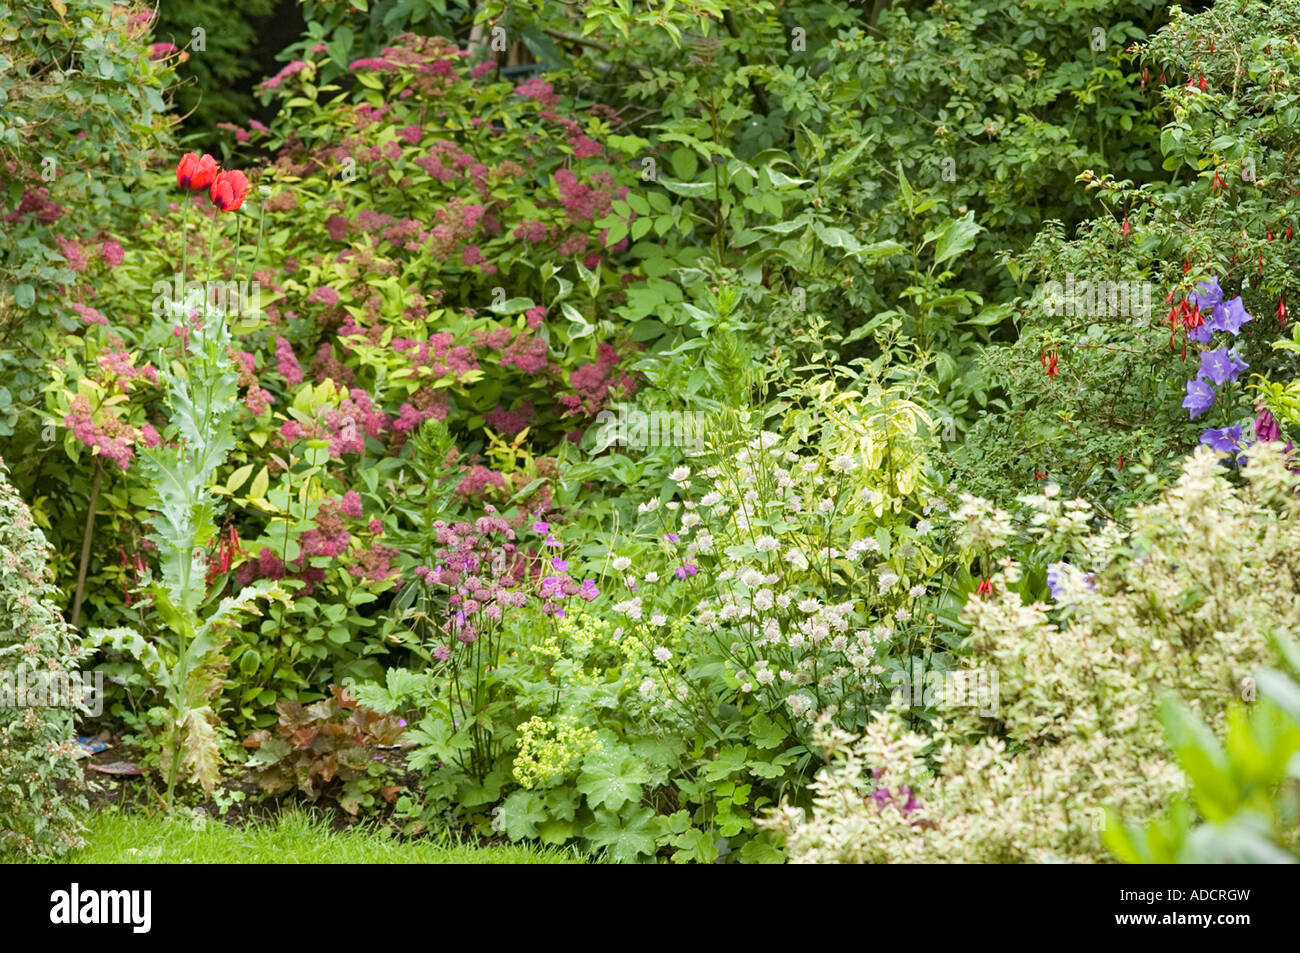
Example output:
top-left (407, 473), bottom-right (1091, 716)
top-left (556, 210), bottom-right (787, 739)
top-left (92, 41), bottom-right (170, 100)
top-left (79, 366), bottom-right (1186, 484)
top-left (0, 456), bottom-right (88, 857)
top-left (763, 444), bottom-right (1299, 862)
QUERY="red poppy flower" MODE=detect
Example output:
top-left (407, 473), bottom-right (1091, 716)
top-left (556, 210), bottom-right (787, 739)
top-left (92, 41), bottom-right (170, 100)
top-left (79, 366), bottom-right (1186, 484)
top-left (210, 169), bottom-right (251, 212)
top-left (176, 152), bottom-right (219, 192)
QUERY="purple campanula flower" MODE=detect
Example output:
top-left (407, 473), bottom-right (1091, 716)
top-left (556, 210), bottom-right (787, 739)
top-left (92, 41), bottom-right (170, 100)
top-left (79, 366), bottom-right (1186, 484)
top-left (1197, 347), bottom-right (1248, 386)
top-left (1183, 379), bottom-right (1215, 419)
top-left (1200, 424), bottom-right (1244, 454)
top-left (1187, 324), bottom-right (1213, 343)
top-left (1207, 296), bottom-right (1252, 335)
top-left (1192, 277), bottom-right (1223, 310)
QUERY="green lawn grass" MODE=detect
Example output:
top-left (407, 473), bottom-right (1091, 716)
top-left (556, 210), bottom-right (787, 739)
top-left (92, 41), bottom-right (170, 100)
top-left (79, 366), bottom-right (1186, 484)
top-left (7, 808), bottom-right (590, 864)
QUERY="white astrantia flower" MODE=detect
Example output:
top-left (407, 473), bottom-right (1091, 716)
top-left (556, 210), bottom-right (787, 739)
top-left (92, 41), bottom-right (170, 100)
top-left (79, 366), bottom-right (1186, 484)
top-left (785, 549), bottom-right (809, 571)
top-left (740, 568), bottom-right (764, 587)
top-left (831, 635), bottom-right (847, 651)
top-left (895, 607), bottom-right (911, 622)
top-left (830, 453), bottom-right (856, 472)
top-left (798, 597), bottom-right (820, 613)
top-left (753, 588), bottom-right (774, 611)
top-left (717, 567), bottom-right (734, 581)
top-left (665, 501), bottom-right (680, 511)
top-left (786, 694), bottom-right (813, 718)
top-left (700, 491), bottom-right (722, 507)
top-left (788, 631), bottom-right (805, 648)
top-left (755, 667), bottom-right (775, 685)
top-left (859, 487), bottom-right (878, 504)
top-left (755, 534), bottom-right (779, 552)
top-left (669, 465), bottom-right (690, 483)
top-left (638, 677), bottom-right (656, 697)
top-left (779, 669), bottom-right (794, 682)
top-left (817, 498), bottom-right (834, 513)
top-left (763, 619), bottom-right (781, 642)
top-left (681, 512), bottom-right (702, 531)
top-left (650, 613), bottom-right (668, 627)
top-left (776, 593), bottom-right (792, 609)
top-left (801, 460), bottom-right (818, 474)
top-left (705, 466), bottom-right (720, 479)
top-left (645, 571), bottom-right (659, 582)
top-left (915, 518), bottom-right (933, 535)
top-left (653, 646), bottom-right (672, 662)
top-left (612, 556), bottom-right (631, 571)
top-left (909, 584), bottom-right (926, 598)
top-left (878, 568), bottom-right (899, 592)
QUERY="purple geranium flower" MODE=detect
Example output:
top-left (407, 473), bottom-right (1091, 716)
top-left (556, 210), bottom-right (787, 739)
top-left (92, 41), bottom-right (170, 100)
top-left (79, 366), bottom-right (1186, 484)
top-left (1182, 379), bottom-right (1215, 418)
top-left (1192, 277), bottom-right (1223, 310)
top-left (552, 557), bottom-right (569, 571)
top-left (1207, 296), bottom-right (1252, 335)
top-left (1197, 347), bottom-right (1248, 386)
top-left (1200, 424), bottom-right (1244, 454)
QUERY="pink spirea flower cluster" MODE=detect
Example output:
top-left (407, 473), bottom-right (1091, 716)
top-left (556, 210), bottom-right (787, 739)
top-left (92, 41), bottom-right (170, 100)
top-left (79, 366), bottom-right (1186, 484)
top-left (515, 76), bottom-right (561, 107)
top-left (560, 342), bottom-right (636, 414)
top-left (323, 387), bottom-right (391, 457)
top-left (262, 60), bottom-right (309, 90)
top-left (72, 303), bottom-right (108, 326)
top-left (274, 336), bottom-right (303, 385)
top-left (64, 395), bottom-right (139, 470)
top-left (97, 350), bottom-right (158, 385)
top-left (554, 169), bottom-right (618, 223)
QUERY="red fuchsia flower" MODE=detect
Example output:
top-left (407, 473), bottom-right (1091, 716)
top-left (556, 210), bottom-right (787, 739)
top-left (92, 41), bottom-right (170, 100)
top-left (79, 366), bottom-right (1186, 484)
top-left (210, 169), bottom-right (251, 212)
top-left (1277, 293), bottom-right (1287, 326)
top-left (976, 578), bottom-right (993, 596)
top-left (176, 153), bottom-right (219, 192)
top-left (1041, 352), bottom-right (1059, 378)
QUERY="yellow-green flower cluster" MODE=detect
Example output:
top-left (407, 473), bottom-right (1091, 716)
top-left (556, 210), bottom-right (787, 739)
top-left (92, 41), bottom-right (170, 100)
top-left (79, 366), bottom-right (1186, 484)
top-left (512, 716), bottom-right (602, 790)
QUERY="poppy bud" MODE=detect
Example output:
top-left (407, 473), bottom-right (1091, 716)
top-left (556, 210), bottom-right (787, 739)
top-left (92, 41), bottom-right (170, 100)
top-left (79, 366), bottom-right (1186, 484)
top-left (210, 169), bottom-right (251, 212)
top-left (176, 152), bottom-right (219, 192)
